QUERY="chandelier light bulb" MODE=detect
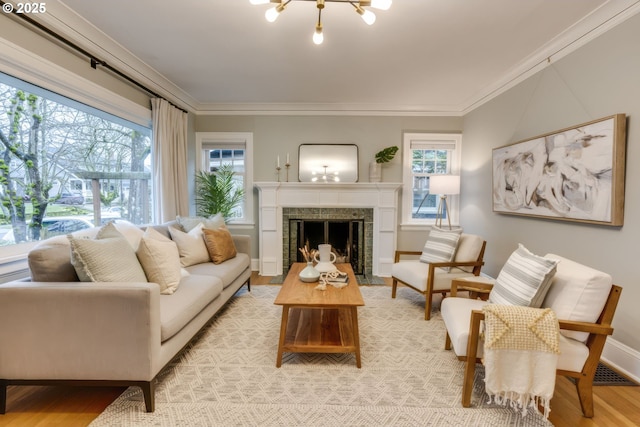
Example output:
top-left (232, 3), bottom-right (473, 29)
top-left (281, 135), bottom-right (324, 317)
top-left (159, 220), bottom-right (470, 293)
top-left (249, 0), bottom-right (270, 5)
top-left (370, 0), bottom-right (392, 11)
top-left (265, 7), bottom-right (280, 22)
top-left (313, 25), bottom-right (324, 45)
top-left (359, 9), bottom-right (376, 25)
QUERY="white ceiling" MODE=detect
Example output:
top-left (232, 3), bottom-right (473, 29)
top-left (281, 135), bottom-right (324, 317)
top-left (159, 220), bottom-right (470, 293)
top-left (48, 0), bottom-right (639, 115)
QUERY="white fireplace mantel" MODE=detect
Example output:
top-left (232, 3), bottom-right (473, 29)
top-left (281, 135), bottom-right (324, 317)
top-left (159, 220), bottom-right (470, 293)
top-left (255, 182), bottom-right (401, 277)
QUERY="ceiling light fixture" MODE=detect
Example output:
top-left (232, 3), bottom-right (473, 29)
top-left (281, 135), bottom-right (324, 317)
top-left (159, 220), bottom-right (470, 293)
top-left (250, 0), bottom-right (392, 45)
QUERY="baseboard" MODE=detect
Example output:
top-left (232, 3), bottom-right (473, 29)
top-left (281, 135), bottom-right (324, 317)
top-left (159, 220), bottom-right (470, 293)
top-left (251, 258), bottom-right (260, 272)
top-left (601, 337), bottom-right (640, 383)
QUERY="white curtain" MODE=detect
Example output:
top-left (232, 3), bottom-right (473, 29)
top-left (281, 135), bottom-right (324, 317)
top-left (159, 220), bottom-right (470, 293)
top-left (151, 98), bottom-right (189, 223)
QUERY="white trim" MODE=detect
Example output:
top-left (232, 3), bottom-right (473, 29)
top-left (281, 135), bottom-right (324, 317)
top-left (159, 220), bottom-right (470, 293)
top-left (401, 133), bottom-right (462, 227)
top-left (0, 38), bottom-right (151, 127)
top-left (195, 132), bottom-right (254, 224)
top-left (602, 337), bottom-right (640, 384)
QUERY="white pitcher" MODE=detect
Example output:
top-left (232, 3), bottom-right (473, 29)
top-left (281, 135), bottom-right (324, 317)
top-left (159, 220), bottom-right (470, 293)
top-left (313, 243), bottom-right (337, 272)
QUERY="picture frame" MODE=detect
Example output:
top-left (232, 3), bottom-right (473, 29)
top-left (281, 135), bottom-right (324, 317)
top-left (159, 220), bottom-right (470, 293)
top-left (298, 143), bottom-right (359, 183)
top-left (492, 114), bottom-right (626, 226)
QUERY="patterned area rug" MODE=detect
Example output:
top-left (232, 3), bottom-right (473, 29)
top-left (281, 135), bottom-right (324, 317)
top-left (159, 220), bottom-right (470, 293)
top-left (90, 286), bottom-right (552, 427)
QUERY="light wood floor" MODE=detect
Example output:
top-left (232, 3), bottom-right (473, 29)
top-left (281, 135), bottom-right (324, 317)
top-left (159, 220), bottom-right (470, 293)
top-left (2, 273), bottom-right (639, 427)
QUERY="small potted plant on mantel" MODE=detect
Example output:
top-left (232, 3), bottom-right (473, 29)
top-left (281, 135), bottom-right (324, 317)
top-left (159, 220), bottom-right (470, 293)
top-left (369, 145), bottom-right (399, 182)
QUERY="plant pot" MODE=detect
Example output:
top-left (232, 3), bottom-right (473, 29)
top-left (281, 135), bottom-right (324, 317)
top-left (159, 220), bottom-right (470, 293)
top-left (369, 161), bottom-right (382, 182)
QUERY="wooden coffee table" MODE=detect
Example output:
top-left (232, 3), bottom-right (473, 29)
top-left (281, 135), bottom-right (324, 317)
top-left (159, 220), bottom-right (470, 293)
top-left (274, 262), bottom-right (365, 368)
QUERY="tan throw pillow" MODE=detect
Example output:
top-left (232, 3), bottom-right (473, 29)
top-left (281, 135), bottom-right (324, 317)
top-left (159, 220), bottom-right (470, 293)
top-left (202, 227), bottom-right (237, 264)
top-left (168, 223), bottom-right (211, 267)
top-left (68, 222), bottom-right (147, 283)
top-left (137, 227), bottom-right (182, 294)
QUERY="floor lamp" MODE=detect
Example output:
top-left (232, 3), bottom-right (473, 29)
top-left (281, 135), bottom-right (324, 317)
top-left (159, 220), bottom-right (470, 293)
top-left (429, 175), bottom-right (460, 230)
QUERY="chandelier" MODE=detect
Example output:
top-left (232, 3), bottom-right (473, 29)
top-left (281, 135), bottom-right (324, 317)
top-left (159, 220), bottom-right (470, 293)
top-left (311, 165), bottom-right (340, 182)
top-left (249, 0), bottom-right (392, 45)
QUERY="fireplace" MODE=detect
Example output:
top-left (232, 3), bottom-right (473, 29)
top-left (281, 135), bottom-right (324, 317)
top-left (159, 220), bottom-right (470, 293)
top-left (255, 182), bottom-right (401, 277)
top-left (283, 208), bottom-right (372, 275)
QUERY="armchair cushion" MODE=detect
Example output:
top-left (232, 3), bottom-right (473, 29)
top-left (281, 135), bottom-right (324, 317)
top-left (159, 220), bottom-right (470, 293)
top-left (453, 234), bottom-right (485, 273)
top-left (489, 244), bottom-right (558, 307)
top-left (542, 254), bottom-right (613, 342)
top-left (391, 260), bottom-right (476, 292)
top-left (419, 227), bottom-right (462, 271)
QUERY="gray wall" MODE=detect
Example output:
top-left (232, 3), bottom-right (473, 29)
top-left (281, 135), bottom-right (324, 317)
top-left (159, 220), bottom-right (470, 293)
top-left (195, 115), bottom-right (464, 258)
top-left (461, 13), bottom-right (640, 351)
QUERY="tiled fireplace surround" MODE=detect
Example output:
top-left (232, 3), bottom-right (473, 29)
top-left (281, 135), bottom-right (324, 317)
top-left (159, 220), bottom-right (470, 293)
top-left (255, 182), bottom-right (401, 277)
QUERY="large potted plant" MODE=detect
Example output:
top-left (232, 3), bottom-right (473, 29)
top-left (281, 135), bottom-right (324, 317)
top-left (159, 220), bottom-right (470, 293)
top-left (370, 145), bottom-right (399, 182)
top-left (195, 163), bottom-right (245, 222)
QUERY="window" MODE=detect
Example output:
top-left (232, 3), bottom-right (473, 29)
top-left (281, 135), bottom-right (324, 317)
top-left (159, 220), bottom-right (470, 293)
top-left (196, 132), bottom-right (253, 225)
top-left (401, 133), bottom-right (461, 227)
top-left (0, 72), bottom-right (152, 249)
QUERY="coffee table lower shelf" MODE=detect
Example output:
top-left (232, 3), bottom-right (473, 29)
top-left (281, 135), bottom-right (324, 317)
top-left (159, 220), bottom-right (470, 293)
top-left (276, 306), bottom-right (361, 368)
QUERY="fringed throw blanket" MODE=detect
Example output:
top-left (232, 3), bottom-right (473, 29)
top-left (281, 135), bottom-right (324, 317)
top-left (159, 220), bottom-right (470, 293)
top-left (482, 304), bottom-right (560, 418)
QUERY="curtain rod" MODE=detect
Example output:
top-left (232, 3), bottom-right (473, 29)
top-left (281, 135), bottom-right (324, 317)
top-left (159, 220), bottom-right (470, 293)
top-left (0, 0), bottom-right (188, 114)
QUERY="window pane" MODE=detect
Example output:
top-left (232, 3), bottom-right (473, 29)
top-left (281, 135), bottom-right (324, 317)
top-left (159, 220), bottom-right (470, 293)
top-left (0, 74), bottom-right (152, 246)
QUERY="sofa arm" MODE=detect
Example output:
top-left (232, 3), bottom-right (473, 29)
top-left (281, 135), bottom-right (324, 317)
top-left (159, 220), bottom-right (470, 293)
top-left (0, 281), bottom-right (162, 381)
top-left (232, 234), bottom-right (251, 256)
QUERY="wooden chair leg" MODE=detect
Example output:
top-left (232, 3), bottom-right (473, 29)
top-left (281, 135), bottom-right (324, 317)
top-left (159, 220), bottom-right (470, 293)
top-left (575, 377), bottom-right (595, 418)
top-left (462, 310), bottom-right (484, 407)
top-left (0, 379), bottom-right (7, 414)
top-left (140, 381), bottom-right (155, 413)
top-left (425, 291), bottom-right (432, 320)
top-left (445, 332), bottom-right (452, 350)
top-left (391, 278), bottom-right (398, 298)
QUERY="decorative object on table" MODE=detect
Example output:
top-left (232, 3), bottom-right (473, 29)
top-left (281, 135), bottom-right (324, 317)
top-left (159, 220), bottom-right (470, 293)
top-left (249, 0), bottom-right (392, 46)
top-left (492, 114), bottom-right (626, 226)
top-left (313, 243), bottom-right (337, 272)
top-left (298, 245), bottom-right (320, 282)
top-left (370, 145), bottom-right (399, 182)
top-left (195, 163), bottom-right (245, 222)
top-left (315, 270), bottom-right (350, 291)
top-left (429, 174), bottom-right (460, 230)
top-left (298, 144), bottom-right (358, 183)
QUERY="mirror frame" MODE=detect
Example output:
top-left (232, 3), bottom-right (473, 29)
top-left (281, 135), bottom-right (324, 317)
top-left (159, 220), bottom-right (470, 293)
top-left (298, 144), bottom-right (359, 183)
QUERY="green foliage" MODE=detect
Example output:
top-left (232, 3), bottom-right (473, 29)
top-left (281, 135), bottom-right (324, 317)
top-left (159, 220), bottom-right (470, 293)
top-left (100, 190), bottom-right (119, 207)
top-left (195, 164), bottom-right (244, 222)
top-left (375, 146), bottom-right (399, 164)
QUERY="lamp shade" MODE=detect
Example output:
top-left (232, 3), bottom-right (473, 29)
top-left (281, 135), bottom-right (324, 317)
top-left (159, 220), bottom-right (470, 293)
top-left (429, 175), bottom-right (460, 195)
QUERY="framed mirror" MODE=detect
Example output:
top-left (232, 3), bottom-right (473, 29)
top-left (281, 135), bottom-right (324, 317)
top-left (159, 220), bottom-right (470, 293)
top-left (298, 144), bottom-right (359, 183)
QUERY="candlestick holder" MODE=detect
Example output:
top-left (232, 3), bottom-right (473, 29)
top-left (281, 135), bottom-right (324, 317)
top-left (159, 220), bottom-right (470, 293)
top-left (276, 166), bottom-right (282, 182)
top-left (285, 162), bottom-right (291, 182)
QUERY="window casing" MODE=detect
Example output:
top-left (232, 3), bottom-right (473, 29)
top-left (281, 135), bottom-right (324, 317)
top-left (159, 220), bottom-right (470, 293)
top-left (401, 133), bottom-right (462, 228)
top-left (195, 132), bottom-right (254, 226)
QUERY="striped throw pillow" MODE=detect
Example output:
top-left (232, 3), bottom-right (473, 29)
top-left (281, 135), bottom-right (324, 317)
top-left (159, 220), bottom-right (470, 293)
top-left (489, 244), bottom-right (558, 307)
top-left (419, 227), bottom-right (462, 270)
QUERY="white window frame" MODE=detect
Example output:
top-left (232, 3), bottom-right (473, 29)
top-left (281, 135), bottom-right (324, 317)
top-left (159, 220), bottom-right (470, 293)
top-left (401, 133), bottom-right (462, 229)
top-left (195, 132), bottom-right (254, 228)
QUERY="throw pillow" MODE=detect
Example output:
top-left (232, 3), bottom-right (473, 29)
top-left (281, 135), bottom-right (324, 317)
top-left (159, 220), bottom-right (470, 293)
top-left (68, 222), bottom-right (147, 283)
top-left (168, 223), bottom-right (211, 267)
top-left (419, 227), bottom-right (462, 271)
top-left (489, 244), bottom-right (558, 307)
top-left (202, 226), bottom-right (237, 264)
top-left (136, 227), bottom-right (182, 294)
top-left (176, 213), bottom-right (225, 232)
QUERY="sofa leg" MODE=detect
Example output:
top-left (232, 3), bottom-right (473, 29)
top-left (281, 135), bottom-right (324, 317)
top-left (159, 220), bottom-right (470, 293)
top-left (391, 278), bottom-right (397, 298)
top-left (0, 379), bottom-right (6, 414)
top-left (247, 278), bottom-right (251, 292)
top-left (140, 381), bottom-right (155, 413)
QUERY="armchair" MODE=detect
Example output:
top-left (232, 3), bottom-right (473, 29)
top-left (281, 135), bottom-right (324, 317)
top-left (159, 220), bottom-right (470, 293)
top-left (441, 254), bottom-right (622, 418)
top-left (391, 233), bottom-right (486, 320)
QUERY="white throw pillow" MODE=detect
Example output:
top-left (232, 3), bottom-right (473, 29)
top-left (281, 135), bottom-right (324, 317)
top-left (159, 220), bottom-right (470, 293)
top-left (168, 223), bottom-right (211, 267)
top-left (489, 244), bottom-right (558, 307)
top-left (68, 222), bottom-right (147, 283)
top-left (419, 227), bottom-right (462, 271)
top-left (176, 213), bottom-right (225, 232)
top-left (137, 227), bottom-right (182, 294)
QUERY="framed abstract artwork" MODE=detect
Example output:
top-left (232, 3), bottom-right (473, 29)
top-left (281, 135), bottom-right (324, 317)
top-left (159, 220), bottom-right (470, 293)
top-left (492, 114), bottom-right (626, 226)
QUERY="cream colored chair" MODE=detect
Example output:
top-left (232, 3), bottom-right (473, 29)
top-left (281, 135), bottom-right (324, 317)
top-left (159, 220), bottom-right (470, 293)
top-left (441, 254), bottom-right (622, 418)
top-left (391, 233), bottom-right (486, 320)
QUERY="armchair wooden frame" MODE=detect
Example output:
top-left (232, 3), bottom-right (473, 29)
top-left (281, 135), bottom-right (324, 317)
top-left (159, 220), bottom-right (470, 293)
top-left (391, 241), bottom-right (486, 320)
top-left (444, 280), bottom-right (622, 418)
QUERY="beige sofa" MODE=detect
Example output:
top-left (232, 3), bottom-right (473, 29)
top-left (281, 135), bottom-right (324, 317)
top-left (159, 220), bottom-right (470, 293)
top-left (0, 221), bottom-right (251, 413)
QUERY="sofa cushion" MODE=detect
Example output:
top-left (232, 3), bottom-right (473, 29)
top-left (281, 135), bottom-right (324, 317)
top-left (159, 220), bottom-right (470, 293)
top-left (168, 223), bottom-right (211, 267)
top-left (176, 213), bottom-right (225, 232)
top-left (68, 222), bottom-right (147, 283)
top-left (137, 227), bottom-right (182, 294)
top-left (489, 244), bottom-right (558, 308)
top-left (185, 253), bottom-right (250, 289)
top-left (159, 274), bottom-right (223, 342)
top-left (419, 227), bottom-right (462, 271)
top-left (202, 227), bottom-right (237, 264)
top-left (542, 254), bottom-right (613, 342)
